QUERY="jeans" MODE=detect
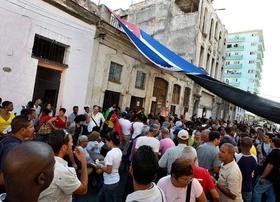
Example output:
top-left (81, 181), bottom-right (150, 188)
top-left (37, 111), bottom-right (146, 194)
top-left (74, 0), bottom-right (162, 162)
top-left (102, 182), bottom-right (120, 202)
top-left (242, 191), bottom-right (252, 202)
top-left (253, 177), bottom-right (275, 202)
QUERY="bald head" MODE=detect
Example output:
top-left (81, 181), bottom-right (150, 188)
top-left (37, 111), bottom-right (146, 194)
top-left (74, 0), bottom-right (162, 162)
top-left (219, 143), bottom-right (235, 163)
top-left (181, 146), bottom-right (197, 164)
top-left (3, 141), bottom-right (55, 201)
top-left (222, 143), bottom-right (235, 154)
top-left (78, 135), bottom-right (88, 147)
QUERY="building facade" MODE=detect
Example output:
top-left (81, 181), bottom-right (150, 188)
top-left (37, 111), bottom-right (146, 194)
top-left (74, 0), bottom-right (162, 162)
top-left (0, 0), bottom-right (99, 113)
top-left (224, 30), bottom-right (264, 121)
top-left (114, 0), bottom-right (230, 119)
top-left (1, 0), bottom-right (235, 121)
top-left (85, 8), bottom-right (195, 116)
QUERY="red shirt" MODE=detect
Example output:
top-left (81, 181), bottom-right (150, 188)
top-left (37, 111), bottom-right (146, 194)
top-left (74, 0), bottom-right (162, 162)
top-left (113, 122), bottom-right (124, 141)
top-left (193, 164), bottom-right (215, 194)
top-left (40, 115), bottom-right (52, 123)
top-left (54, 116), bottom-right (67, 129)
top-left (110, 113), bottom-right (124, 141)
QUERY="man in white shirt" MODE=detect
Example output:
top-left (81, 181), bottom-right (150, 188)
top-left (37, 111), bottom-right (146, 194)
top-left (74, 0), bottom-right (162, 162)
top-left (135, 124), bottom-right (160, 153)
top-left (38, 130), bottom-right (88, 202)
top-left (118, 114), bottom-right (132, 139)
top-left (34, 98), bottom-right (42, 119)
top-left (126, 145), bottom-right (166, 202)
top-left (217, 143), bottom-right (243, 202)
top-left (88, 105), bottom-right (105, 132)
top-left (131, 114), bottom-right (144, 139)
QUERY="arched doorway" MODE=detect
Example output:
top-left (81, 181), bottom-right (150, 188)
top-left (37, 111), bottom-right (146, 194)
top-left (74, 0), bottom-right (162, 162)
top-left (151, 77), bottom-right (168, 115)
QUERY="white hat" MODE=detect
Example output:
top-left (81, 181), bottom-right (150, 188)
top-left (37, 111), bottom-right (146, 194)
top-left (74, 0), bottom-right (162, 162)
top-left (178, 129), bottom-right (189, 140)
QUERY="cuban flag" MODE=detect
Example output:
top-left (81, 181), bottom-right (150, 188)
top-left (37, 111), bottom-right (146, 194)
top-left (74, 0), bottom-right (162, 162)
top-left (110, 11), bottom-right (208, 75)
top-left (109, 9), bottom-right (280, 124)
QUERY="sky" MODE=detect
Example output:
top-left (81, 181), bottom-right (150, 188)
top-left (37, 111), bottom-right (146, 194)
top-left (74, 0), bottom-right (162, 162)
top-left (92, 0), bottom-right (280, 102)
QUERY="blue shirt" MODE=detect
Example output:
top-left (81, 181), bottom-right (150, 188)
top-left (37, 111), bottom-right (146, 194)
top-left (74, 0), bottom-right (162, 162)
top-left (0, 135), bottom-right (22, 171)
top-left (235, 153), bottom-right (257, 192)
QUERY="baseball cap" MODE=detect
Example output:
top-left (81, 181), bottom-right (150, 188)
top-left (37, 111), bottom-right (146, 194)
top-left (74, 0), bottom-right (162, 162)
top-left (178, 129), bottom-right (189, 140)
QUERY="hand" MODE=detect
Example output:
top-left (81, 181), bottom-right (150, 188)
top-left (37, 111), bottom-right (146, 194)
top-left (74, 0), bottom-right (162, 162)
top-left (259, 177), bottom-right (265, 185)
top-left (74, 147), bottom-right (87, 165)
top-left (95, 164), bottom-right (103, 169)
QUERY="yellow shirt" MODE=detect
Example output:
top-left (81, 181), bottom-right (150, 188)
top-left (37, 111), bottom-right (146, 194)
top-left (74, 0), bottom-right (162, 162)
top-left (0, 112), bottom-right (15, 133)
top-left (250, 145), bottom-right (257, 157)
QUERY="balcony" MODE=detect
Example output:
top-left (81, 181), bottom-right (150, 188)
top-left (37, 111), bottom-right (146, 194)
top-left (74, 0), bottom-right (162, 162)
top-left (224, 63), bottom-right (243, 69)
top-left (227, 37), bottom-right (245, 43)
top-left (226, 46), bottom-right (244, 51)
top-left (225, 55), bottom-right (243, 60)
top-left (224, 72), bottom-right (242, 78)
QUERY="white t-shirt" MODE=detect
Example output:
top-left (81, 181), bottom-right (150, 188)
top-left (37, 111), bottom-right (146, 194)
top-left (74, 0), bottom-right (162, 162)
top-left (126, 183), bottom-right (166, 202)
top-left (34, 105), bottom-right (41, 118)
top-left (132, 122), bottom-right (144, 139)
top-left (103, 147), bottom-right (122, 185)
top-left (157, 176), bottom-right (203, 202)
top-left (135, 136), bottom-right (160, 153)
top-left (119, 118), bottom-right (132, 136)
top-left (38, 157), bottom-right (81, 202)
top-left (88, 112), bottom-right (105, 132)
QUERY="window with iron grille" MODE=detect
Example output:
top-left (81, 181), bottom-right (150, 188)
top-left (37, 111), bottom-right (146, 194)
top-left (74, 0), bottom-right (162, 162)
top-left (32, 34), bottom-right (66, 64)
top-left (135, 71), bottom-right (146, 89)
top-left (172, 84), bottom-right (181, 104)
top-left (109, 62), bottom-right (122, 83)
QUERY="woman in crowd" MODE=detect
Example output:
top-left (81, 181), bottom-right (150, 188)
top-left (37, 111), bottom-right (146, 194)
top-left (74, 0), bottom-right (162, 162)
top-left (44, 103), bottom-right (54, 116)
top-left (157, 158), bottom-right (207, 202)
top-left (98, 131), bottom-right (122, 202)
top-left (0, 101), bottom-right (15, 138)
top-left (48, 108), bottom-right (67, 129)
top-left (36, 108), bottom-right (55, 143)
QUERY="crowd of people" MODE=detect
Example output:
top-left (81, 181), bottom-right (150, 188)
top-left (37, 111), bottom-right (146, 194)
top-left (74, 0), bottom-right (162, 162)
top-left (0, 97), bottom-right (280, 202)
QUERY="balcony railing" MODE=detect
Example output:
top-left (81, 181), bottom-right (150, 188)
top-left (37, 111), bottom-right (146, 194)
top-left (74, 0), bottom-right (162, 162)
top-left (227, 37), bottom-right (245, 43)
top-left (224, 72), bottom-right (242, 78)
top-left (225, 55), bottom-right (243, 60)
top-left (224, 64), bottom-right (243, 69)
top-left (226, 46), bottom-right (244, 51)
